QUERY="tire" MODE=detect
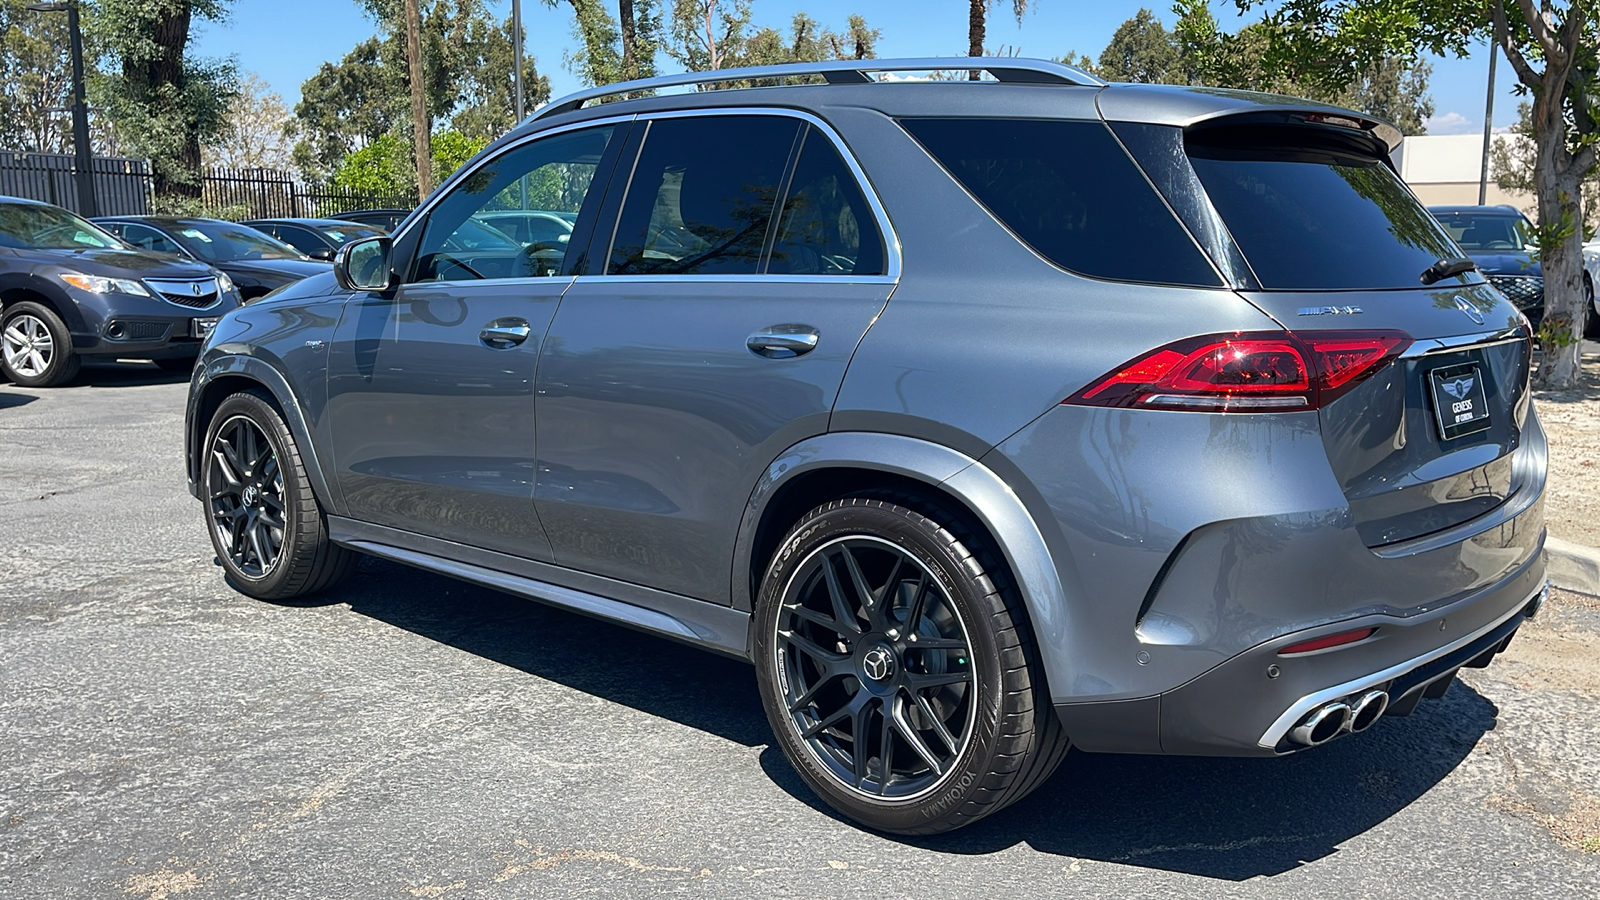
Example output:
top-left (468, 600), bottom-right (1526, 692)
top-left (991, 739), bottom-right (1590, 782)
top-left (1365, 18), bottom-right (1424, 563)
top-left (1584, 274), bottom-right (1599, 340)
top-left (155, 356), bottom-right (198, 374)
top-left (201, 390), bottom-right (355, 600)
top-left (1, 301), bottom-right (80, 387)
top-left (752, 494), bottom-right (1068, 835)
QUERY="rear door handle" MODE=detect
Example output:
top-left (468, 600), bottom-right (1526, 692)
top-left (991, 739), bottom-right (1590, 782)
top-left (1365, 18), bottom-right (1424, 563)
top-left (747, 325), bottom-right (819, 359)
top-left (480, 318), bottom-right (531, 349)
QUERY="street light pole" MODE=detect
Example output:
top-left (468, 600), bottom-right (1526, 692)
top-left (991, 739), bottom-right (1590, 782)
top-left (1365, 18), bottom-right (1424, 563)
top-left (1478, 42), bottom-right (1498, 207)
top-left (512, 0), bottom-right (525, 121)
top-left (27, 1), bottom-right (97, 217)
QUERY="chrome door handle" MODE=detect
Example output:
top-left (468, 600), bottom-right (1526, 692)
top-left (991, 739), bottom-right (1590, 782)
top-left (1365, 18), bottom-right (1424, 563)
top-left (747, 325), bottom-right (819, 359)
top-left (480, 318), bottom-right (531, 349)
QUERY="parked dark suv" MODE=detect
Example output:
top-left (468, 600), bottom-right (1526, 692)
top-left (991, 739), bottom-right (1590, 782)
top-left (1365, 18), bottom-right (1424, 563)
top-left (1, 196), bottom-right (240, 386)
top-left (185, 59), bottom-right (1547, 834)
top-left (1428, 205), bottom-right (1544, 328)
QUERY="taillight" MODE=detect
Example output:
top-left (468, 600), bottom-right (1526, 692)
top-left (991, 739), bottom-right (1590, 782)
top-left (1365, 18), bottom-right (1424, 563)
top-left (1065, 330), bottom-right (1410, 412)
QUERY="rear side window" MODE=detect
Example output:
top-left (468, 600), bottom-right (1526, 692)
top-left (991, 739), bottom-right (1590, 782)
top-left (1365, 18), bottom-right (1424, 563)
top-left (768, 126), bottom-right (885, 276)
top-left (1186, 127), bottom-right (1462, 290)
top-left (608, 116), bottom-right (800, 275)
top-left (901, 118), bottom-right (1221, 287)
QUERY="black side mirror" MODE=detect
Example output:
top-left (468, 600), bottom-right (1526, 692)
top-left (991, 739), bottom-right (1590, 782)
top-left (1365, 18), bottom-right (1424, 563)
top-left (334, 236), bottom-right (394, 291)
top-left (309, 246), bottom-right (336, 261)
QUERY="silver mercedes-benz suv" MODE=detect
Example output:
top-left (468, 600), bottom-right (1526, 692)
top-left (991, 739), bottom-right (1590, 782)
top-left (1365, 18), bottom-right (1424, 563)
top-left (184, 58), bottom-right (1548, 834)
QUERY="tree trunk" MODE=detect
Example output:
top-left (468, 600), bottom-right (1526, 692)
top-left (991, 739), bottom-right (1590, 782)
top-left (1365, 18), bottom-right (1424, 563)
top-left (129, 3), bottom-right (202, 198)
top-left (968, 0), bottom-right (985, 79)
top-left (619, 0), bottom-right (636, 79)
top-left (403, 0), bottom-right (433, 202)
top-left (1531, 146), bottom-right (1586, 388)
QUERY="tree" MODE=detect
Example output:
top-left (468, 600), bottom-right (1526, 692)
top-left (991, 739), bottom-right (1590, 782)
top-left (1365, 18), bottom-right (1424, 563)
top-left (1493, 101), bottom-right (1598, 239)
top-left (91, 0), bottom-right (238, 198)
top-left (541, 0), bottom-right (659, 87)
top-left (0, 0), bottom-right (123, 154)
top-left (1095, 8), bottom-right (1178, 84)
top-left (968, 0), bottom-right (1028, 67)
top-left (403, 0), bottom-right (433, 199)
top-left (1231, 0), bottom-right (1597, 387)
top-left (330, 128), bottom-right (486, 195)
top-left (662, 3), bottom-right (878, 74)
top-left (203, 72), bottom-right (292, 169)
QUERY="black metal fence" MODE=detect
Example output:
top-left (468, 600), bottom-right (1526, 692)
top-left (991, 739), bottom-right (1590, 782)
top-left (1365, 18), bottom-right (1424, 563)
top-left (0, 151), bottom-right (414, 220)
top-left (0, 151), bottom-right (154, 216)
top-left (202, 167), bottom-right (415, 219)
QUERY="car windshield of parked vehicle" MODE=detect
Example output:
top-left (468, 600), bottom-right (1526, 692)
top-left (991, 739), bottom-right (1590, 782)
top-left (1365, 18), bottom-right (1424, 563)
top-left (1430, 211), bottom-right (1530, 252)
top-left (314, 223), bottom-right (386, 244)
top-left (169, 221), bottom-right (308, 262)
top-left (1184, 126), bottom-right (1462, 290)
top-left (0, 203), bottom-right (127, 251)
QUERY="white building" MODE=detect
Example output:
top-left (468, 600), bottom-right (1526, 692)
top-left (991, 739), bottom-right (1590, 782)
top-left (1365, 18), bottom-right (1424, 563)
top-left (1391, 133), bottom-right (1533, 214)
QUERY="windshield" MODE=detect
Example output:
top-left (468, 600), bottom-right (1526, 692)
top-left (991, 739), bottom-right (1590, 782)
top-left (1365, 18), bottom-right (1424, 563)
top-left (314, 222), bottom-right (385, 244)
top-left (169, 220), bottom-right (307, 262)
top-left (1429, 211), bottom-right (1530, 252)
top-left (1186, 127), bottom-right (1463, 290)
top-left (0, 203), bottom-right (127, 251)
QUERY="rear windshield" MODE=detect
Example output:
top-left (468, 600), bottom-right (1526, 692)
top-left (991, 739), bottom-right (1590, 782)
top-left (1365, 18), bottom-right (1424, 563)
top-left (1186, 127), bottom-right (1462, 290)
top-left (902, 118), bottom-right (1221, 287)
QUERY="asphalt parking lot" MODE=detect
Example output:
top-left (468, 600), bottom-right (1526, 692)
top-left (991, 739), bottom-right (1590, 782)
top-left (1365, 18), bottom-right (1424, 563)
top-left (2, 364), bottom-right (1598, 898)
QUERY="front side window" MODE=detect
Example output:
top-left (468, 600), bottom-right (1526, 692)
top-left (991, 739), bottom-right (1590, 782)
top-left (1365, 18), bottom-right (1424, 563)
top-left (275, 226), bottom-right (327, 257)
top-left (413, 125), bottom-right (616, 282)
top-left (608, 116), bottom-right (800, 276)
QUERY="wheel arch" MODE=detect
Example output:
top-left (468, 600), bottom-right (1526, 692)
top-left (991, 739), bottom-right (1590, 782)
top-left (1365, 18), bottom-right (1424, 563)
top-left (187, 355), bottom-right (339, 514)
top-left (732, 432), bottom-right (1074, 676)
top-left (0, 274), bottom-right (88, 334)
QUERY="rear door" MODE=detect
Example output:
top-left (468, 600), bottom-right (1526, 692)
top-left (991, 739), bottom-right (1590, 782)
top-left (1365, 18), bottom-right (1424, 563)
top-left (1116, 118), bottom-right (1531, 547)
top-left (533, 112), bottom-right (896, 603)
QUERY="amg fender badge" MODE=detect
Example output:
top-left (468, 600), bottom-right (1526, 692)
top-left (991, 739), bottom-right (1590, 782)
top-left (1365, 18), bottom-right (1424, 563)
top-left (1297, 306), bottom-right (1364, 316)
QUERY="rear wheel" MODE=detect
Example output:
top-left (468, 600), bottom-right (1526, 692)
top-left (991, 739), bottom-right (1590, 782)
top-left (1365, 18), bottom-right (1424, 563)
top-left (753, 494), bottom-right (1067, 834)
top-left (202, 390), bottom-right (355, 600)
top-left (1, 301), bottom-right (79, 387)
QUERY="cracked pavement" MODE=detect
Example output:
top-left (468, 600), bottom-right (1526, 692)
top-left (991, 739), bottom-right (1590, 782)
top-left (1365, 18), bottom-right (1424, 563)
top-left (2, 364), bottom-right (1597, 898)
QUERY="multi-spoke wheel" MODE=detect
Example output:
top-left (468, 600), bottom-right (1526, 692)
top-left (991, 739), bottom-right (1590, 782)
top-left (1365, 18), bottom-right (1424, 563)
top-left (201, 391), bottom-right (355, 600)
top-left (754, 495), bottom-right (1068, 835)
top-left (1, 301), bottom-right (79, 387)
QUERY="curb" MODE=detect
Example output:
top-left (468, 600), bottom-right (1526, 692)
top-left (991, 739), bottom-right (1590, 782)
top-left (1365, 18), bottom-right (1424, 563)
top-left (1548, 536), bottom-right (1600, 597)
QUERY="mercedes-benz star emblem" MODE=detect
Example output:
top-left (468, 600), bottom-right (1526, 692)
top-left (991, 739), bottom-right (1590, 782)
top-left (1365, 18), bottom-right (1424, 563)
top-left (1454, 296), bottom-right (1486, 325)
top-left (242, 485), bottom-right (258, 506)
top-left (862, 646), bottom-right (895, 682)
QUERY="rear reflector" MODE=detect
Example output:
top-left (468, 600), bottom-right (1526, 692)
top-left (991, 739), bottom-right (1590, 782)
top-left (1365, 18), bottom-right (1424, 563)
top-left (1066, 330), bottom-right (1410, 412)
top-left (1279, 627), bottom-right (1376, 656)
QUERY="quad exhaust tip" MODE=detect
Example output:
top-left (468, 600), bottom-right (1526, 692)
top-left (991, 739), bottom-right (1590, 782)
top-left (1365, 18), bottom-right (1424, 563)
top-left (1288, 690), bottom-right (1391, 747)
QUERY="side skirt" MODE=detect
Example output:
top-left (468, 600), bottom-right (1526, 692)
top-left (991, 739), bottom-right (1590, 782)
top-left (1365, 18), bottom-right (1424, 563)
top-left (327, 517), bottom-right (752, 660)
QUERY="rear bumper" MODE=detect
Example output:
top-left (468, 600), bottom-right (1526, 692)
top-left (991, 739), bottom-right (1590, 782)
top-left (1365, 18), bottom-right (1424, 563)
top-left (1056, 552), bottom-right (1546, 757)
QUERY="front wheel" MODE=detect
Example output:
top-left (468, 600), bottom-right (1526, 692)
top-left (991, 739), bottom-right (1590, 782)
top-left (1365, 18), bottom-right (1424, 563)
top-left (201, 390), bottom-right (355, 600)
top-left (1, 301), bottom-right (80, 387)
top-left (753, 495), bottom-right (1068, 834)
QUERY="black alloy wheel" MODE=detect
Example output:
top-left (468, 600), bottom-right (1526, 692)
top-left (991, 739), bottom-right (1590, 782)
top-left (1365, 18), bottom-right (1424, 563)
top-left (201, 391), bottom-right (355, 600)
top-left (754, 495), bottom-right (1068, 835)
top-left (208, 413), bottom-right (286, 578)
top-left (774, 535), bottom-right (977, 800)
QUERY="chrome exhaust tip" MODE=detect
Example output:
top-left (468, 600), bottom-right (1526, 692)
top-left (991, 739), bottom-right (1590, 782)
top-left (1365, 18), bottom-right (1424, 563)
top-left (1289, 701), bottom-right (1352, 747)
top-left (1348, 690), bottom-right (1389, 733)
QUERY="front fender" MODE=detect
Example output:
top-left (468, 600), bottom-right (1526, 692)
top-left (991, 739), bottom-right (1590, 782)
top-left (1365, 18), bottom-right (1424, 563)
top-left (732, 432), bottom-right (1079, 686)
top-left (186, 352), bottom-right (340, 515)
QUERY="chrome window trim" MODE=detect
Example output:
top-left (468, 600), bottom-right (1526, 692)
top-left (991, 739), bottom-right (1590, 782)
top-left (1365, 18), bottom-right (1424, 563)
top-left (587, 107), bottom-right (903, 282)
top-left (1400, 327), bottom-right (1527, 358)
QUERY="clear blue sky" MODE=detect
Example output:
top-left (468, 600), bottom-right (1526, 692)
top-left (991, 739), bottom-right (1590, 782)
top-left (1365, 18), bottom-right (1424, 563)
top-left (191, 0), bottom-right (1524, 136)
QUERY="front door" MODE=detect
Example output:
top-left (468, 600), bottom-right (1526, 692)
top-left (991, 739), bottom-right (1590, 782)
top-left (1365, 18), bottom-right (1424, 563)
top-left (535, 113), bottom-right (896, 601)
top-left (326, 122), bottom-right (625, 560)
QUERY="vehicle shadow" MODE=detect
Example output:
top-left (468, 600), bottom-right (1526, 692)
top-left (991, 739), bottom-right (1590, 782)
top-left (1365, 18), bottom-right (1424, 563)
top-left (0, 391), bottom-right (36, 409)
top-left (340, 555), bottom-right (1495, 881)
top-left (75, 361), bottom-right (193, 387)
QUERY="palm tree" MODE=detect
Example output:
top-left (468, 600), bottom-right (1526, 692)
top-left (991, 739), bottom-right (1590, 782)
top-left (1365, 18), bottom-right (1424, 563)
top-left (968, 0), bottom-right (1030, 58)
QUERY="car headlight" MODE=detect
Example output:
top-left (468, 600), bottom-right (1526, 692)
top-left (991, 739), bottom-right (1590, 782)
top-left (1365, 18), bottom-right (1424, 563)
top-left (59, 272), bottom-right (152, 297)
top-left (216, 272), bottom-right (235, 294)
